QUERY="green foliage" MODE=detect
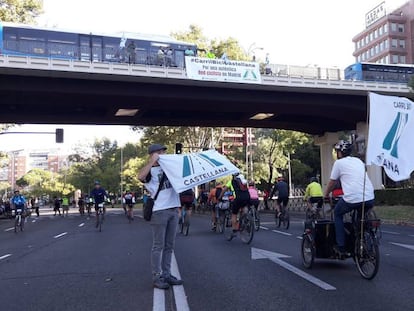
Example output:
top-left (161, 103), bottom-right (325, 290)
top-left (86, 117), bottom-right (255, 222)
top-left (170, 24), bottom-right (248, 60)
top-left (0, 0), bottom-right (43, 23)
top-left (16, 168), bottom-right (74, 197)
top-left (374, 188), bottom-right (414, 206)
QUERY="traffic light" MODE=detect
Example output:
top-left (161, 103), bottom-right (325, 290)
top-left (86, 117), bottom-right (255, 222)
top-left (175, 143), bottom-right (183, 154)
top-left (55, 128), bottom-right (64, 143)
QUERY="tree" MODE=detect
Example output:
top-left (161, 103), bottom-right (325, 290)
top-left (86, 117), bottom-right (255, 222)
top-left (0, 0), bottom-right (43, 23)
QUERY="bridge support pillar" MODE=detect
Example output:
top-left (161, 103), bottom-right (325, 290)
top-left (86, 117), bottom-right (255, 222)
top-left (314, 132), bottom-right (339, 190)
top-left (355, 122), bottom-right (383, 190)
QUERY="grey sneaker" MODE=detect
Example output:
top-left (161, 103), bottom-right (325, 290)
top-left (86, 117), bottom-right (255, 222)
top-left (153, 277), bottom-right (170, 290)
top-left (227, 231), bottom-right (237, 241)
top-left (164, 275), bottom-right (183, 286)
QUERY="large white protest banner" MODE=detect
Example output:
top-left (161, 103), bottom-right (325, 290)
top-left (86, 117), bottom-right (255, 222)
top-left (158, 150), bottom-right (239, 193)
top-left (185, 56), bottom-right (261, 84)
top-left (366, 92), bottom-right (414, 181)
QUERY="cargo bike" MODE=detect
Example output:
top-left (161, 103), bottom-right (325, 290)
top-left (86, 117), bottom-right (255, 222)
top-left (301, 199), bottom-right (381, 280)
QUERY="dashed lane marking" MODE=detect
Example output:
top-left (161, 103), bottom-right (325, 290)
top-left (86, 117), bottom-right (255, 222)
top-left (53, 232), bottom-right (68, 239)
top-left (4, 227), bottom-right (14, 232)
top-left (78, 223), bottom-right (85, 227)
top-left (0, 254), bottom-right (12, 260)
top-left (260, 226), bottom-right (269, 230)
top-left (382, 230), bottom-right (400, 235)
top-left (272, 229), bottom-right (293, 236)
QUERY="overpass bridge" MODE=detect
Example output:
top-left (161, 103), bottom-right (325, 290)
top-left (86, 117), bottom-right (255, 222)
top-left (0, 55), bottom-right (411, 135)
top-left (0, 55), bottom-right (412, 189)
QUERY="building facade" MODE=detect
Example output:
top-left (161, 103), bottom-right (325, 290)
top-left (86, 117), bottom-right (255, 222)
top-left (352, 0), bottom-right (414, 64)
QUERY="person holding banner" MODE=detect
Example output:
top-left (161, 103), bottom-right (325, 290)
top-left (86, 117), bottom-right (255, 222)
top-left (138, 143), bottom-right (183, 290)
top-left (323, 140), bottom-right (375, 256)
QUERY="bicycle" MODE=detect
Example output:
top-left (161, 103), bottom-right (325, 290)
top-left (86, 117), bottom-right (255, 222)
top-left (248, 204), bottom-right (260, 231)
top-left (126, 203), bottom-right (134, 223)
top-left (215, 200), bottom-right (231, 234)
top-left (14, 208), bottom-right (25, 233)
top-left (179, 205), bottom-right (190, 236)
top-left (275, 201), bottom-right (290, 230)
top-left (225, 205), bottom-right (254, 244)
top-left (96, 203), bottom-right (104, 232)
top-left (301, 205), bottom-right (381, 280)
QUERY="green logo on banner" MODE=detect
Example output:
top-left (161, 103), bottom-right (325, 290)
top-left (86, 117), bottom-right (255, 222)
top-left (383, 112), bottom-right (408, 158)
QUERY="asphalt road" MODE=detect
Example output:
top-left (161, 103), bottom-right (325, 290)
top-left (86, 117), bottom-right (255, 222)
top-left (1, 207), bottom-right (413, 311)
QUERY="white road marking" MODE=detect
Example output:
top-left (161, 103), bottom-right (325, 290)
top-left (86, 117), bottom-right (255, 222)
top-left (53, 232), bottom-right (68, 239)
top-left (0, 254), bottom-right (12, 260)
top-left (272, 229), bottom-right (293, 236)
top-left (251, 247), bottom-right (336, 291)
top-left (297, 236), bottom-right (303, 240)
top-left (78, 223), bottom-right (85, 227)
top-left (152, 253), bottom-right (190, 311)
top-left (260, 226), bottom-right (269, 230)
top-left (382, 230), bottom-right (400, 235)
top-left (390, 242), bottom-right (414, 251)
top-left (32, 219), bottom-right (36, 223)
top-left (153, 289), bottom-right (165, 311)
top-left (4, 227), bottom-right (14, 232)
top-left (171, 253), bottom-right (190, 311)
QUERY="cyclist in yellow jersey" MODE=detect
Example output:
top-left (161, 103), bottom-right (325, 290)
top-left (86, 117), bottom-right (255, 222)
top-left (304, 177), bottom-right (323, 211)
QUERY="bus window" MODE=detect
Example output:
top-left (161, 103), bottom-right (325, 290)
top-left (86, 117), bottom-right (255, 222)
top-left (17, 28), bottom-right (46, 55)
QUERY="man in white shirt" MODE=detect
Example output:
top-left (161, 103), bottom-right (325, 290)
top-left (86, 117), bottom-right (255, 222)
top-left (138, 144), bottom-right (183, 290)
top-left (324, 140), bottom-right (375, 256)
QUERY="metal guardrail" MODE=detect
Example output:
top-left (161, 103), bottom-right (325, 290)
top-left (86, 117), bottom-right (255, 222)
top-left (0, 54), bottom-right (411, 93)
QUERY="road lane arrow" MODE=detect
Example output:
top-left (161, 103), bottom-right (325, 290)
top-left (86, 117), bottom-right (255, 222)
top-left (251, 247), bottom-right (336, 291)
top-left (390, 242), bottom-right (414, 251)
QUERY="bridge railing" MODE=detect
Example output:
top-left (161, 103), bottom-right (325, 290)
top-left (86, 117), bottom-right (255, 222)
top-left (0, 54), bottom-right (411, 93)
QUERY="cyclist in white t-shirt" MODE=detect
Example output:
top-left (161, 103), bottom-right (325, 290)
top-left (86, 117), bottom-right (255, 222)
top-left (324, 140), bottom-right (375, 256)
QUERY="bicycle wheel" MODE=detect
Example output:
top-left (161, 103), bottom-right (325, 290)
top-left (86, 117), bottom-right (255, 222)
top-left (249, 208), bottom-right (260, 232)
top-left (98, 212), bottom-right (103, 232)
top-left (278, 209), bottom-right (290, 230)
top-left (183, 213), bottom-right (190, 236)
top-left (355, 231), bottom-right (380, 280)
top-left (224, 212), bottom-right (233, 240)
top-left (218, 211), bottom-right (225, 233)
top-left (14, 215), bottom-right (19, 233)
top-left (20, 217), bottom-right (24, 232)
top-left (239, 214), bottom-right (254, 244)
top-left (301, 234), bottom-right (315, 269)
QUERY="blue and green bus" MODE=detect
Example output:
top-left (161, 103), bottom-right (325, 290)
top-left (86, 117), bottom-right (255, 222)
top-left (0, 22), bottom-right (197, 67)
top-left (344, 62), bottom-right (414, 84)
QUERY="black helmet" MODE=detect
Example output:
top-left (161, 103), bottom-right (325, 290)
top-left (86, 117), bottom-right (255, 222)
top-left (310, 177), bottom-right (318, 183)
top-left (94, 180), bottom-right (100, 185)
top-left (334, 140), bottom-right (352, 157)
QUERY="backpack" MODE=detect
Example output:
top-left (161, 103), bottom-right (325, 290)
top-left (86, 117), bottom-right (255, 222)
top-left (214, 187), bottom-right (223, 200)
top-left (235, 177), bottom-right (248, 192)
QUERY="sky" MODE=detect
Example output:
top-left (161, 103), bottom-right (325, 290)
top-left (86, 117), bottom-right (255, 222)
top-left (2, 0), bottom-right (408, 152)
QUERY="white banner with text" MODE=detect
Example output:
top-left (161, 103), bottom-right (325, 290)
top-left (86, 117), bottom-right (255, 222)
top-left (185, 56), bottom-right (262, 84)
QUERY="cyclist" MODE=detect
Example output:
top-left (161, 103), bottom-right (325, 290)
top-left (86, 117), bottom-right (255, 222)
top-left (208, 182), bottom-right (223, 231)
top-left (248, 181), bottom-right (260, 210)
top-left (179, 188), bottom-right (195, 223)
top-left (269, 175), bottom-right (289, 217)
top-left (78, 195), bottom-right (85, 215)
top-left (323, 140), bottom-right (375, 256)
top-left (90, 181), bottom-right (108, 227)
top-left (124, 191), bottom-right (135, 220)
top-left (304, 177), bottom-right (323, 212)
top-left (11, 190), bottom-right (27, 219)
top-left (224, 173), bottom-right (250, 240)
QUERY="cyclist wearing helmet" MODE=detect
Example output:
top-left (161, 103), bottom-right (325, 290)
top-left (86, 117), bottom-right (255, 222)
top-left (269, 175), bottom-right (289, 217)
top-left (90, 181), bottom-right (108, 227)
top-left (304, 177), bottom-right (323, 211)
top-left (324, 140), bottom-right (375, 256)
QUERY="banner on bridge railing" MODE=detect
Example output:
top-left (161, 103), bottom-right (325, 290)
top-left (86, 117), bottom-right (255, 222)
top-left (185, 56), bottom-right (261, 84)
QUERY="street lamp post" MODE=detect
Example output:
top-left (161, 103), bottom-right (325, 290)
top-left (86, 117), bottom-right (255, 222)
top-left (246, 42), bottom-right (264, 61)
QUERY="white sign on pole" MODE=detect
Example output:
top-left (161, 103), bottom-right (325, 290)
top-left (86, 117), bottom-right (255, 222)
top-left (185, 56), bottom-right (262, 84)
top-left (158, 150), bottom-right (239, 193)
top-left (366, 92), bottom-right (414, 181)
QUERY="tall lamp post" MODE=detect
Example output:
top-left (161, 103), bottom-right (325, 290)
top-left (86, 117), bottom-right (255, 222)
top-left (246, 42), bottom-right (264, 61)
